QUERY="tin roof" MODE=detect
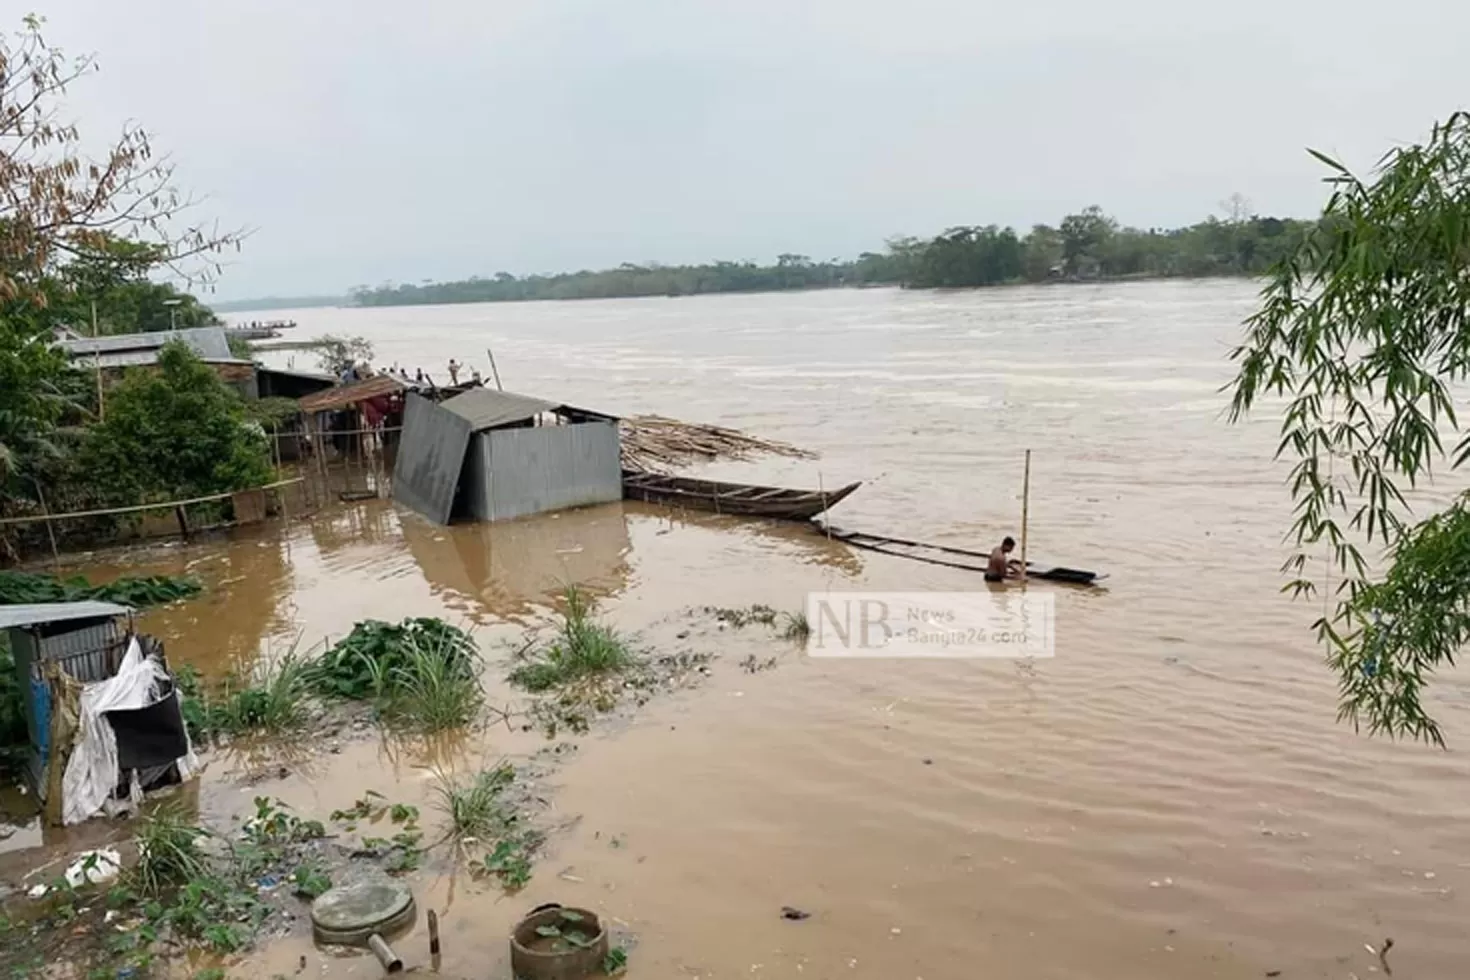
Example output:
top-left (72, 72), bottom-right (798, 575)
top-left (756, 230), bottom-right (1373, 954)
top-left (298, 374), bottom-right (406, 413)
top-left (0, 601), bottom-right (132, 630)
top-left (60, 327), bottom-right (235, 361)
top-left (441, 389), bottom-right (561, 431)
top-left (440, 388), bottom-right (617, 432)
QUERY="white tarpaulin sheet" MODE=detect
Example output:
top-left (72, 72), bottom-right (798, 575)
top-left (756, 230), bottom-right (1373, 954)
top-left (61, 638), bottom-right (199, 826)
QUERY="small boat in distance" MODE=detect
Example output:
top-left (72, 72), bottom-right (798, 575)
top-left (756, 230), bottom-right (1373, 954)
top-left (622, 470), bottom-right (861, 521)
top-left (816, 524), bottom-right (1107, 585)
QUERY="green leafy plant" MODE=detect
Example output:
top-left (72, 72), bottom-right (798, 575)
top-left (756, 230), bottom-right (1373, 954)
top-left (80, 343), bottom-right (273, 506)
top-left (509, 587), bottom-right (638, 692)
top-left (0, 570), bottom-right (202, 606)
top-left (603, 947), bottom-right (629, 975)
top-left (245, 797), bottom-right (326, 846)
top-left (1228, 111), bottom-right (1470, 745)
top-left (482, 836), bottom-right (533, 890)
top-left (289, 864), bottom-right (331, 899)
top-left (308, 617), bottom-right (477, 701)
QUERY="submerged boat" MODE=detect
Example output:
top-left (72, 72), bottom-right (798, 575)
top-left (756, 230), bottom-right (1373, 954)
top-left (815, 524), bottom-right (1107, 585)
top-left (622, 470), bottom-right (861, 521)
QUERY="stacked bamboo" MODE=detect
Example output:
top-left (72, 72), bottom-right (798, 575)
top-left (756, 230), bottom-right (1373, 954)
top-left (620, 415), bottom-right (816, 473)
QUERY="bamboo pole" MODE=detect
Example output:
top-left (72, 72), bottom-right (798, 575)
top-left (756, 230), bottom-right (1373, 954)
top-left (818, 471), bottom-right (831, 539)
top-left (32, 478), bottom-right (61, 570)
top-left (92, 301), bottom-right (105, 421)
top-left (0, 478), bottom-right (305, 526)
top-left (1020, 449), bottom-right (1031, 583)
top-left (485, 347), bottom-right (504, 391)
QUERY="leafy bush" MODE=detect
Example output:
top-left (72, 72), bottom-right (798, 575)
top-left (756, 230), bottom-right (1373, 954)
top-left (80, 342), bottom-right (273, 505)
top-left (308, 618), bottom-right (476, 700)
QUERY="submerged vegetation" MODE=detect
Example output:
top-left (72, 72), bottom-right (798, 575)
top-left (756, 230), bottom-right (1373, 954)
top-left (308, 617), bottom-right (483, 731)
top-left (509, 587), bottom-right (639, 693)
top-left (178, 652), bottom-right (313, 741)
top-left (433, 764), bottom-right (540, 890)
top-left (172, 618), bottom-right (485, 742)
top-left (351, 202), bottom-right (1313, 307)
top-left (309, 618), bottom-right (478, 699)
top-left (0, 570), bottom-right (202, 606)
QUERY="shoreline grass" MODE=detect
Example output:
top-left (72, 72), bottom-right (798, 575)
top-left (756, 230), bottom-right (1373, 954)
top-left (509, 586), bottom-right (638, 692)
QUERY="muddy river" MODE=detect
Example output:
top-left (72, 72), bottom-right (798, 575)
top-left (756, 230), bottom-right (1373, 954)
top-left (15, 281), bottom-right (1470, 978)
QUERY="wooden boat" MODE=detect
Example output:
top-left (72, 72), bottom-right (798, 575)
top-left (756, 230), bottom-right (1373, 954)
top-left (815, 524), bottom-right (1107, 585)
top-left (622, 470), bottom-right (861, 521)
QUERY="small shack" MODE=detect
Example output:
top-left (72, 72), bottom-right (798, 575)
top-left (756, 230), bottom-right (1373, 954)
top-left (1, 601), bottom-right (133, 789)
top-left (297, 373), bottom-right (408, 461)
top-left (393, 388), bottom-right (621, 525)
top-left (1, 602), bottom-right (197, 823)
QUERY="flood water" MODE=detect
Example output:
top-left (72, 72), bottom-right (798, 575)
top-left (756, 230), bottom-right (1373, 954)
top-left (19, 281), bottom-right (1470, 978)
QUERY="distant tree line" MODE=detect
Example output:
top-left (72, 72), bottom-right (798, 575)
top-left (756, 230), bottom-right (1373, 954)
top-left (350, 204), bottom-right (1315, 307)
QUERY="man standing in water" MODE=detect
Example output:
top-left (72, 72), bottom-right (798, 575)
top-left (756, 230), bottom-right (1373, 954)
top-left (986, 536), bottom-right (1018, 582)
top-left (447, 359), bottom-right (460, 384)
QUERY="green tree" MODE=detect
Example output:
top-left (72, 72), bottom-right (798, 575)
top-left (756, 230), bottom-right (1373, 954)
top-left (0, 301), bottom-right (73, 486)
top-left (1021, 225), bottom-right (1064, 281)
top-left (1059, 206), bottom-right (1117, 277)
top-left (1228, 112), bottom-right (1470, 746)
top-left (56, 237), bottom-right (219, 334)
top-left (82, 342), bottom-right (272, 505)
top-left (315, 335), bottom-right (375, 376)
top-left (0, 15), bottom-right (238, 528)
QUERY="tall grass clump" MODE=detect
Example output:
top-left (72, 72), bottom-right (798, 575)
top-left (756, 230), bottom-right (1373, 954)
top-left (129, 808), bottom-right (210, 897)
top-left (781, 610), bottom-right (810, 642)
top-left (377, 632), bottom-right (484, 731)
top-left (208, 650), bottom-right (312, 735)
top-left (509, 587), bottom-right (637, 692)
top-left (178, 649), bottom-right (312, 740)
top-left (433, 763), bottom-right (516, 841)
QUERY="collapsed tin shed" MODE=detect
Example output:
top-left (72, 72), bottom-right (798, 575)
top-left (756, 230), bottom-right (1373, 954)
top-left (392, 388), bottom-right (621, 525)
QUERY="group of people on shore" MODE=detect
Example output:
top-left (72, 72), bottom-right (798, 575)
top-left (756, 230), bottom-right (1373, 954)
top-left (380, 358), bottom-right (483, 388)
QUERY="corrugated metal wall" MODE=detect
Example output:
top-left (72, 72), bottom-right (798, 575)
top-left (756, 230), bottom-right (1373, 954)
top-left (38, 619), bottom-right (123, 682)
top-left (460, 429), bottom-right (493, 521)
top-left (9, 617), bottom-right (124, 754)
top-left (391, 394), bottom-right (474, 525)
top-left (479, 421), bottom-right (622, 521)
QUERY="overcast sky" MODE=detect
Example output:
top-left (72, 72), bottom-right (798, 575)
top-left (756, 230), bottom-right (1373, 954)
top-left (41, 0), bottom-right (1470, 299)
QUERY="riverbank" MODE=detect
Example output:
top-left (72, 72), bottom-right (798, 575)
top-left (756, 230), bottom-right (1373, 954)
top-left (5, 282), bottom-right (1468, 978)
top-left (339, 269), bottom-right (1268, 311)
top-left (345, 208), bottom-right (1309, 309)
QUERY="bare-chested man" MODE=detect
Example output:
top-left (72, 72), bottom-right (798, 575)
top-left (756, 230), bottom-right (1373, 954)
top-left (986, 536), bottom-right (1018, 582)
